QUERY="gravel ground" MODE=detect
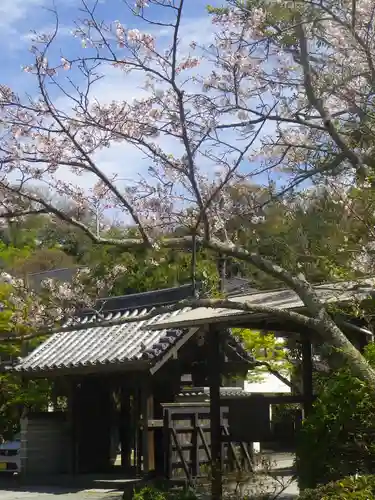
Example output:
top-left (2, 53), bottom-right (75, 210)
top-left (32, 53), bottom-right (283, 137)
top-left (0, 453), bottom-right (298, 499)
top-left (0, 487), bottom-right (123, 500)
top-left (0, 482), bottom-right (298, 500)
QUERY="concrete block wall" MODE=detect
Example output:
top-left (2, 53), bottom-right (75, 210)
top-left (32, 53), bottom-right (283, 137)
top-left (20, 411), bottom-right (70, 476)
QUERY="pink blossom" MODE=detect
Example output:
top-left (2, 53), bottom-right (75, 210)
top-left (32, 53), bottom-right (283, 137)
top-left (61, 57), bottom-right (71, 70)
top-left (115, 21), bottom-right (126, 48)
top-left (0, 0), bottom-right (372, 281)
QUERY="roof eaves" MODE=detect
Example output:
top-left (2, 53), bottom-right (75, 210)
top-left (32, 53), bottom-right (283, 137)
top-left (15, 358), bottom-right (151, 377)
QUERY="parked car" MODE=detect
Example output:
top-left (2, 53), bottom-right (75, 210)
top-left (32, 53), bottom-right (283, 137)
top-left (0, 434), bottom-right (21, 473)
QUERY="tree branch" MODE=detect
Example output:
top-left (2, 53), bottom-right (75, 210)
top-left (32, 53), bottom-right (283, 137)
top-left (295, 18), bottom-right (363, 168)
top-left (2, 295), bottom-right (320, 342)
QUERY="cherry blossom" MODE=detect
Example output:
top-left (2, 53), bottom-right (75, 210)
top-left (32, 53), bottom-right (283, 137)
top-left (0, 0), bottom-right (374, 372)
top-left (0, 260), bottom-right (136, 340)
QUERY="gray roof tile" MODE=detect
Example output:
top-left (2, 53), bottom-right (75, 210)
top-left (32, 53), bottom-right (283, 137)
top-left (15, 307), bottom-right (190, 373)
top-left (176, 387), bottom-right (250, 399)
top-left (150, 278), bottom-right (375, 330)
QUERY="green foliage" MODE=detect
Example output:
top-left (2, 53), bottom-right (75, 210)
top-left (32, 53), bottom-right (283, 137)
top-left (0, 370), bottom-right (50, 439)
top-left (206, 4), bottom-right (228, 15)
top-left (234, 328), bottom-right (291, 382)
top-left (0, 242), bottom-right (75, 277)
top-left (296, 344), bottom-right (375, 490)
top-left (0, 279), bottom-right (51, 437)
top-left (220, 184), bottom-right (362, 288)
top-left (208, 0), bottom-right (300, 47)
top-left (84, 245), bottom-right (219, 297)
top-left (299, 475), bottom-right (375, 500)
top-left (132, 486), bottom-right (197, 500)
top-left (133, 486), bottom-right (167, 500)
top-left (0, 244), bottom-right (54, 437)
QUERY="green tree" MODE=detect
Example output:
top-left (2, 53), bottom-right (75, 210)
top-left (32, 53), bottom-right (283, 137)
top-left (296, 343), bottom-right (375, 490)
top-left (0, 279), bottom-right (51, 438)
top-left (234, 327), bottom-right (292, 384)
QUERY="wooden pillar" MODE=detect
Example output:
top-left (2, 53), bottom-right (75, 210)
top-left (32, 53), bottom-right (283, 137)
top-left (163, 407), bottom-right (172, 480)
top-left (68, 379), bottom-right (78, 475)
top-left (135, 386), bottom-right (142, 476)
top-left (191, 412), bottom-right (200, 478)
top-left (120, 386), bottom-right (131, 471)
top-left (301, 336), bottom-right (313, 418)
top-left (147, 395), bottom-right (155, 472)
top-left (208, 326), bottom-right (223, 500)
top-left (140, 378), bottom-right (154, 475)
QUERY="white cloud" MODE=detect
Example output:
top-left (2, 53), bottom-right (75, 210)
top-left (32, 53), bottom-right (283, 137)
top-left (0, 0), bottom-right (45, 27)
top-left (0, 0), bottom-right (44, 50)
top-left (0, 0), bottom-right (77, 50)
top-left (12, 7), bottom-right (278, 220)
top-left (49, 15), bottom-right (214, 189)
top-left (21, 24), bottom-right (74, 44)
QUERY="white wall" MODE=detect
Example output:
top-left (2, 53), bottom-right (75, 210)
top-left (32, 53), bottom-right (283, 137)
top-left (244, 372), bottom-right (291, 394)
top-left (244, 371), bottom-right (291, 453)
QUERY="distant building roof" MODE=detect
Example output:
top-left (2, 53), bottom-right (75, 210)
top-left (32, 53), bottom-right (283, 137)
top-left (223, 276), bottom-right (258, 296)
top-left (149, 278), bottom-right (375, 331)
top-left (25, 267), bottom-right (256, 298)
top-left (26, 267), bottom-right (80, 292)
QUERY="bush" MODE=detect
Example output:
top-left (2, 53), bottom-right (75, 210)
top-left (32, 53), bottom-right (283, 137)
top-left (298, 474), bottom-right (375, 499)
top-left (296, 344), bottom-right (375, 490)
top-left (132, 486), bottom-right (197, 500)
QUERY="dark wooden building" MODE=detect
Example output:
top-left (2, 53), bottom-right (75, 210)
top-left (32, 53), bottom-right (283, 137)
top-left (15, 284), bottom-right (252, 480)
top-left (14, 277), bottom-right (375, 496)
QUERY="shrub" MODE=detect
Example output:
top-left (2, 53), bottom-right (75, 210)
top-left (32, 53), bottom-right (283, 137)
top-left (131, 486), bottom-right (198, 500)
top-left (132, 487), bottom-right (167, 500)
top-left (298, 474), bottom-right (375, 499)
top-left (296, 344), bottom-right (375, 490)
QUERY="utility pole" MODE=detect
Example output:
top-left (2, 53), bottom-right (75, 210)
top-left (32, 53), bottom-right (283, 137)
top-left (92, 199), bottom-right (101, 238)
top-left (217, 254), bottom-right (226, 293)
top-left (96, 205), bottom-right (100, 238)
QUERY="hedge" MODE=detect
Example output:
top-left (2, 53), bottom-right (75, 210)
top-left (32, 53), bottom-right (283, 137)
top-left (298, 475), bottom-right (375, 500)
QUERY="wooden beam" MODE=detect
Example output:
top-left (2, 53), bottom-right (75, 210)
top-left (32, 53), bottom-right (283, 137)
top-left (208, 326), bottom-right (223, 500)
top-left (147, 394), bottom-right (155, 472)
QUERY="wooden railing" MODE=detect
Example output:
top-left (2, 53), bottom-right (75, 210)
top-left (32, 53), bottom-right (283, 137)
top-left (162, 404), bottom-right (253, 484)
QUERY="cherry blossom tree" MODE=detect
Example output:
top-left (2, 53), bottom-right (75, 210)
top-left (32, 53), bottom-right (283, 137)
top-left (0, 264), bottom-right (133, 340)
top-left (0, 0), bottom-right (375, 385)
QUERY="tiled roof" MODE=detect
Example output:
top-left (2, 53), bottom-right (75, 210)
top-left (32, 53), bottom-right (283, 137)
top-left (176, 387), bottom-right (251, 399)
top-left (15, 310), bottom-right (254, 374)
top-left (150, 278), bottom-right (375, 330)
top-left (15, 284), bottom-right (200, 374)
top-left (15, 307), bottom-right (191, 374)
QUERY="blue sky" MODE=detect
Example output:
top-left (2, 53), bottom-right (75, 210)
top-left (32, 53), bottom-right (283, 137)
top-left (1, 0), bottom-right (221, 89)
top-left (0, 0), bottom-right (223, 172)
top-left (0, 0), bottom-right (231, 222)
top-left (1, 0), bottom-right (288, 224)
